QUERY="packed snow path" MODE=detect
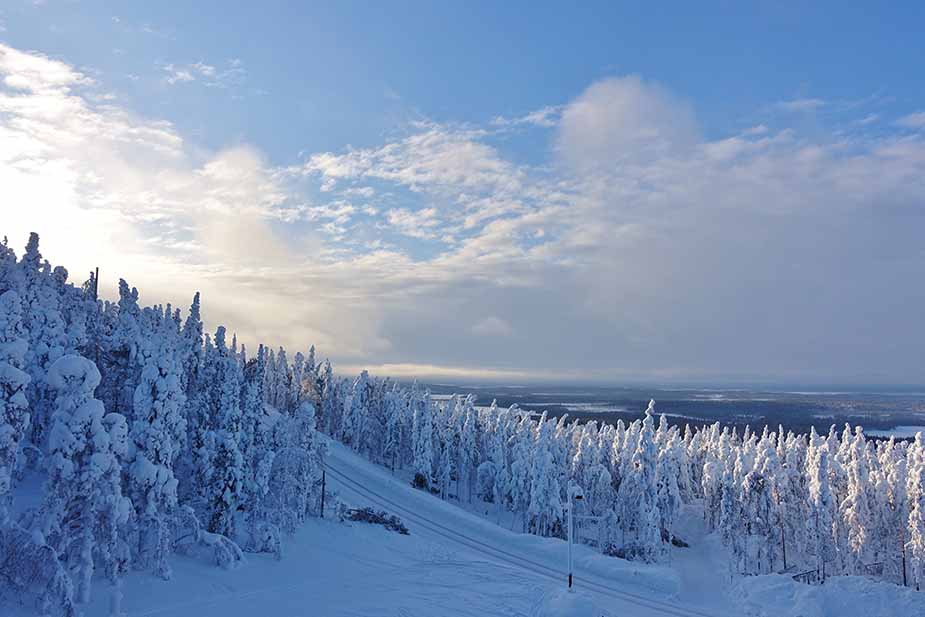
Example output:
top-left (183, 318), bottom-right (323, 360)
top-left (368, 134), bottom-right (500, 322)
top-left (325, 439), bottom-right (736, 617)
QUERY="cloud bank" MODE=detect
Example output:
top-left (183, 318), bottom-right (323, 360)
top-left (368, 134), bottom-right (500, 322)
top-left (3, 43), bottom-right (924, 384)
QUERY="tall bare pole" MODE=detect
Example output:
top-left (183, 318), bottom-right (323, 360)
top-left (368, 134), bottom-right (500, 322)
top-left (93, 267), bottom-right (101, 367)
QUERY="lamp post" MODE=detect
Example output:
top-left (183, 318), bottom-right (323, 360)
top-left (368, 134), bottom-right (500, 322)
top-left (567, 483), bottom-right (584, 592)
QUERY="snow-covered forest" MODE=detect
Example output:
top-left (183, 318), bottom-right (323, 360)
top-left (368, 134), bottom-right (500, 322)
top-left (1, 232), bottom-right (923, 616)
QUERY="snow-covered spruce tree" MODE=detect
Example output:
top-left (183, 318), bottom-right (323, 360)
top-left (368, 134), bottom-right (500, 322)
top-left (18, 234), bottom-right (70, 453)
top-left (363, 376), bottom-right (388, 460)
top-left (174, 298), bottom-right (208, 510)
top-left (587, 463), bottom-right (615, 549)
top-left (272, 347), bottom-right (291, 413)
top-left (722, 451), bottom-right (750, 572)
top-left (840, 426), bottom-right (875, 573)
top-left (776, 429), bottom-right (808, 571)
top-left (319, 359), bottom-right (339, 436)
top-left (0, 290), bottom-right (30, 522)
top-left (128, 316), bottom-right (187, 579)
top-left (305, 345), bottom-right (316, 382)
top-left (341, 370), bottom-right (370, 453)
top-left (180, 292), bottom-right (204, 392)
top-left (754, 434), bottom-right (790, 571)
top-left (507, 415), bottom-right (533, 531)
top-left (40, 354), bottom-right (130, 605)
top-left (587, 463), bottom-right (615, 518)
top-left (0, 237), bottom-right (19, 293)
top-left (571, 421), bottom-right (600, 501)
top-left (459, 397), bottom-right (479, 502)
top-left (437, 422), bottom-right (455, 499)
top-left (435, 397), bottom-right (459, 499)
top-left (240, 350), bottom-right (280, 555)
top-left (740, 466), bottom-right (774, 574)
top-left (263, 348), bottom-right (277, 409)
top-left (907, 444), bottom-right (925, 589)
top-left (267, 400), bottom-right (325, 537)
top-left (411, 386), bottom-right (435, 488)
top-left (807, 439), bottom-right (838, 580)
top-left (202, 327), bottom-right (245, 538)
top-left (474, 403), bottom-right (502, 508)
top-left (700, 431), bottom-right (725, 531)
top-left (655, 434), bottom-right (681, 551)
top-left (382, 383), bottom-right (402, 472)
top-left (102, 279), bottom-right (143, 419)
top-left (528, 419), bottom-right (563, 537)
top-left (675, 425), bottom-right (695, 503)
top-left (290, 351), bottom-right (305, 413)
top-left (877, 438), bottom-right (909, 584)
top-left (398, 389), bottom-right (415, 469)
top-left (616, 409), bottom-right (661, 562)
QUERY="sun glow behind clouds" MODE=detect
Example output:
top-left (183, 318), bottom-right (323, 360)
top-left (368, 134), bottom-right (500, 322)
top-left (2, 42), bottom-right (925, 383)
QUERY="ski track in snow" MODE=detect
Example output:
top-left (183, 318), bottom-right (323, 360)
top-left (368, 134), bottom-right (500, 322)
top-left (323, 440), bottom-right (736, 617)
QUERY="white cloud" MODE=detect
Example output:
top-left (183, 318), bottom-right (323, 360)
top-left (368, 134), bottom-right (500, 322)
top-left (4, 41), bottom-right (925, 382)
top-left (297, 121), bottom-right (536, 239)
top-left (162, 59), bottom-right (245, 88)
top-left (384, 207), bottom-right (442, 239)
top-left (342, 185), bottom-right (375, 198)
top-left (164, 66), bottom-right (194, 84)
top-left (472, 316), bottom-right (514, 337)
top-left (743, 124), bottom-right (768, 135)
top-left (896, 111), bottom-right (925, 129)
top-left (556, 75), bottom-right (698, 171)
top-left (301, 122), bottom-right (520, 195)
top-left (775, 98), bottom-right (826, 112)
top-left (491, 105), bottom-right (562, 128)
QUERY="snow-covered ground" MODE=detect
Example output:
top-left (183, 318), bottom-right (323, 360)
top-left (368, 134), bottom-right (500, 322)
top-left (731, 574), bottom-right (921, 617)
top-left (4, 438), bottom-right (916, 617)
top-left (865, 425), bottom-right (925, 439)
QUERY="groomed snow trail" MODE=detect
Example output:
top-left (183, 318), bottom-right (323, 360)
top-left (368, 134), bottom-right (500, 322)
top-left (325, 439), bottom-right (737, 617)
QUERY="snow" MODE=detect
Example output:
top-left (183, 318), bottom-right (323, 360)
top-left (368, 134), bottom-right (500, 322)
top-left (532, 589), bottom-right (607, 616)
top-left (46, 354), bottom-right (101, 392)
top-left (731, 574), bottom-right (922, 617)
top-left (866, 426), bottom-right (925, 439)
top-left (2, 233), bottom-right (921, 617)
top-left (2, 428), bottom-right (918, 617)
top-left (0, 363), bottom-right (29, 390)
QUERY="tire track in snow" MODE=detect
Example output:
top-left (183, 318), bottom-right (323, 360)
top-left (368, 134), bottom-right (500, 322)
top-left (326, 463), bottom-right (728, 617)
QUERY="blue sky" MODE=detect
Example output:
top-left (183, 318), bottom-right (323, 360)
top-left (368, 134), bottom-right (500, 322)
top-left (7, 2), bottom-right (925, 158)
top-left (2, 2), bottom-right (925, 383)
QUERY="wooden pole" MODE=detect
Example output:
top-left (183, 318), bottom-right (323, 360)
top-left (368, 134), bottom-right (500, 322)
top-left (93, 267), bottom-right (101, 368)
top-left (320, 469), bottom-right (326, 518)
top-left (780, 515), bottom-right (788, 570)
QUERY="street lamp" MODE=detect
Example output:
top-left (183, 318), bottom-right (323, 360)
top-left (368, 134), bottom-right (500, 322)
top-left (567, 483), bottom-right (584, 592)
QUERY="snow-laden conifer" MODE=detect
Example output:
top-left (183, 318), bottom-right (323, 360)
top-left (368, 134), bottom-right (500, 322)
top-left (41, 354), bottom-right (130, 604)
